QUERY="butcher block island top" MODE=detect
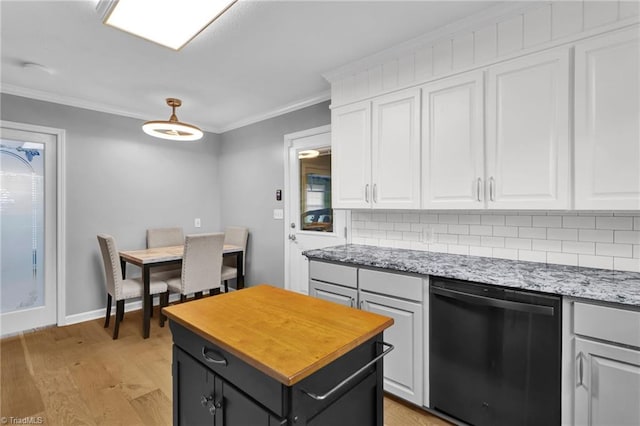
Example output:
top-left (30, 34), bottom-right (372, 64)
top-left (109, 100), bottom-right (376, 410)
top-left (162, 284), bottom-right (394, 386)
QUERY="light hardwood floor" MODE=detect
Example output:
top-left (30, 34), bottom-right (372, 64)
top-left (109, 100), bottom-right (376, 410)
top-left (1, 308), bottom-right (450, 425)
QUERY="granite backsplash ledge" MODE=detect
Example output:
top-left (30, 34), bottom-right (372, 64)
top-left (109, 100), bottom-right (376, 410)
top-left (303, 244), bottom-right (640, 308)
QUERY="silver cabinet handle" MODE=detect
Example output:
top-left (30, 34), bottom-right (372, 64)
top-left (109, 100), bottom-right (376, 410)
top-left (489, 176), bottom-right (495, 202)
top-left (365, 184), bottom-right (370, 203)
top-left (476, 177), bottom-right (482, 202)
top-left (349, 297), bottom-right (354, 308)
top-left (373, 184), bottom-right (378, 203)
top-left (200, 394), bottom-right (219, 416)
top-left (202, 347), bottom-right (228, 366)
top-left (576, 352), bottom-right (585, 387)
top-left (288, 234), bottom-right (296, 241)
top-left (301, 342), bottom-right (394, 401)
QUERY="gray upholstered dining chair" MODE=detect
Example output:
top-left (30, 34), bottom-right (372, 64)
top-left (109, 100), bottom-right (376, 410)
top-left (147, 227), bottom-right (184, 248)
top-left (221, 226), bottom-right (249, 293)
top-left (161, 233), bottom-right (225, 324)
top-left (97, 234), bottom-right (169, 339)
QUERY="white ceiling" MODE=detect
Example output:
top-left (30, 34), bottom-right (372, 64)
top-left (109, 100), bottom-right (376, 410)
top-left (1, 0), bottom-right (501, 133)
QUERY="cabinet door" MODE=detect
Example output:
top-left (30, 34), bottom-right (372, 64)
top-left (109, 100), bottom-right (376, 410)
top-left (486, 48), bottom-right (570, 209)
top-left (215, 377), bottom-right (281, 426)
top-left (372, 88), bottom-right (421, 209)
top-left (575, 28), bottom-right (640, 210)
top-left (174, 347), bottom-right (216, 426)
top-left (360, 291), bottom-right (423, 405)
top-left (574, 338), bottom-right (640, 426)
top-left (309, 279), bottom-right (357, 308)
top-left (421, 71), bottom-right (485, 209)
top-left (332, 101), bottom-right (372, 209)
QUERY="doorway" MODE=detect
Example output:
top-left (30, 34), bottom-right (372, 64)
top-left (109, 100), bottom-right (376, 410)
top-left (284, 125), bottom-right (348, 294)
top-left (1, 121), bottom-right (65, 335)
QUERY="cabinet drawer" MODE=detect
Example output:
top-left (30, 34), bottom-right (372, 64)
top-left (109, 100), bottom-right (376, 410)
top-left (574, 302), bottom-right (640, 348)
top-left (170, 322), bottom-right (287, 417)
top-left (309, 261), bottom-right (357, 288)
top-left (359, 268), bottom-right (423, 302)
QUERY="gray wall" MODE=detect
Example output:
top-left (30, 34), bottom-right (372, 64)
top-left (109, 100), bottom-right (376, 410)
top-left (219, 101), bottom-right (331, 288)
top-left (1, 94), bottom-right (222, 316)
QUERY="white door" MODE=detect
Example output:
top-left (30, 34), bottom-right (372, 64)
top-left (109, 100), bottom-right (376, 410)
top-left (421, 71), bottom-right (485, 209)
top-left (575, 338), bottom-right (640, 426)
top-left (331, 101), bottom-right (372, 209)
top-left (372, 88), bottom-right (421, 209)
top-left (284, 126), bottom-right (347, 295)
top-left (486, 48), bottom-right (571, 209)
top-left (1, 124), bottom-right (58, 335)
top-left (575, 27), bottom-right (640, 210)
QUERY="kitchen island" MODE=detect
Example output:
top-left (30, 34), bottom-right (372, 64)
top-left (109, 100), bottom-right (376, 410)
top-left (162, 284), bottom-right (394, 426)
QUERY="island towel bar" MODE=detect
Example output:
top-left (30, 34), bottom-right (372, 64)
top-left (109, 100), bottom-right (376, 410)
top-left (301, 342), bottom-right (394, 401)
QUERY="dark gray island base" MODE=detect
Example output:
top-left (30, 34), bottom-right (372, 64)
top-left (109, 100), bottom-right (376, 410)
top-left (162, 285), bottom-right (394, 426)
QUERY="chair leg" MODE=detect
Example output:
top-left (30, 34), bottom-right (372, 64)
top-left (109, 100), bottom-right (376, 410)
top-left (113, 300), bottom-right (124, 339)
top-left (104, 293), bottom-right (112, 328)
top-left (180, 294), bottom-right (187, 303)
top-left (224, 280), bottom-right (229, 293)
top-left (159, 291), bottom-right (169, 327)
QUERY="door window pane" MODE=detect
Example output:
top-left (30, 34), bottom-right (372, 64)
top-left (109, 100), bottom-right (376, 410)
top-left (1, 140), bottom-right (45, 314)
top-left (299, 148), bottom-right (333, 232)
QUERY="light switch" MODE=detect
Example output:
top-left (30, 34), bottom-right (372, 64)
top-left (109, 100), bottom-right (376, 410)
top-left (273, 209), bottom-right (284, 220)
top-left (194, 218), bottom-right (201, 228)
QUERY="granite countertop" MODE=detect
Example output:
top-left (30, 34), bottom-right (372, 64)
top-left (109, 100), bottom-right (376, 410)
top-left (304, 244), bottom-right (640, 308)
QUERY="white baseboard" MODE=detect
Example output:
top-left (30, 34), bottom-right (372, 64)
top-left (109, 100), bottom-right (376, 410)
top-left (64, 294), bottom-right (182, 326)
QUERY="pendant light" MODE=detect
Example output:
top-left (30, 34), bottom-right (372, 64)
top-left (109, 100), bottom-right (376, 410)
top-left (142, 98), bottom-right (203, 141)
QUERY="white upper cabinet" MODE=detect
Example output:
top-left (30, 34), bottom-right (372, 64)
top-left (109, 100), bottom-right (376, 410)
top-left (421, 71), bottom-right (485, 209)
top-left (332, 88), bottom-right (420, 209)
top-left (332, 101), bottom-right (371, 209)
top-left (574, 27), bottom-right (640, 210)
top-left (371, 88), bottom-right (421, 209)
top-left (486, 48), bottom-right (571, 209)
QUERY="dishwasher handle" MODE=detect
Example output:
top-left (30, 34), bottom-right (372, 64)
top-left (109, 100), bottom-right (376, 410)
top-left (431, 286), bottom-right (555, 316)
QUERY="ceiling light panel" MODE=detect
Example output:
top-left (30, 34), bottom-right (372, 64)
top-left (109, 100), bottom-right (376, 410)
top-left (100, 0), bottom-right (237, 50)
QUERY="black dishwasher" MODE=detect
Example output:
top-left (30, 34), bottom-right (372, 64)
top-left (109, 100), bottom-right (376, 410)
top-left (430, 277), bottom-right (561, 426)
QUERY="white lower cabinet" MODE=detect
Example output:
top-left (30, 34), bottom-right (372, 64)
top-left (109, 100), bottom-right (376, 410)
top-left (573, 302), bottom-right (640, 426)
top-left (308, 261), bottom-right (425, 407)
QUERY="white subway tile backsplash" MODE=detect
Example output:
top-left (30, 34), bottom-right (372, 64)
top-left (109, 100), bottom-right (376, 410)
top-left (481, 214), bottom-right (505, 226)
top-left (533, 239), bottom-right (562, 252)
top-left (350, 210), bottom-right (640, 272)
top-left (519, 227), bottom-right (547, 239)
top-left (506, 238), bottom-right (532, 250)
top-left (438, 214), bottom-right (459, 224)
top-left (532, 215), bottom-right (562, 228)
top-left (579, 229), bottom-right (613, 243)
top-left (448, 224), bottom-right (470, 235)
top-left (596, 243), bottom-right (633, 258)
top-left (459, 214), bottom-right (481, 225)
top-left (493, 226), bottom-right (518, 237)
top-left (579, 255), bottom-right (613, 270)
top-left (547, 252), bottom-right (578, 266)
top-left (614, 230), bottom-right (640, 245)
top-left (493, 248), bottom-right (518, 260)
top-left (481, 236), bottom-right (505, 248)
top-left (562, 241), bottom-right (595, 255)
top-left (547, 228), bottom-right (578, 241)
top-left (506, 215), bottom-right (532, 227)
top-left (518, 250), bottom-right (547, 263)
top-left (470, 225), bottom-right (493, 236)
top-left (614, 257), bottom-right (640, 273)
top-left (596, 216), bottom-right (634, 230)
top-left (563, 216), bottom-right (595, 229)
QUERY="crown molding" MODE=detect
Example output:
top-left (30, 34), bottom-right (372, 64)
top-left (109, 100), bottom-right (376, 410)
top-left (216, 90), bottom-right (331, 133)
top-left (2, 83), bottom-right (330, 134)
top-left (322, 1), bottom-right (541, 83)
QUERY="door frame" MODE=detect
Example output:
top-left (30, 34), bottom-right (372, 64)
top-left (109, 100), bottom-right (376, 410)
top-left (1, 120), bottom-right (67, 331)
top-left (283, 125), bottom-right (349, 292)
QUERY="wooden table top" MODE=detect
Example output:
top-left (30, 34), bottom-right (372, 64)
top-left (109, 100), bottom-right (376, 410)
top-left (119, 244), bottom-right (242, 265)
top-left (162, 284), bottom-right (394, 386)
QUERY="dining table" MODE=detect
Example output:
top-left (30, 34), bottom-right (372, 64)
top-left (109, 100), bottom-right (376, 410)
top-left (118, 244), bottom-right (244, 339)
